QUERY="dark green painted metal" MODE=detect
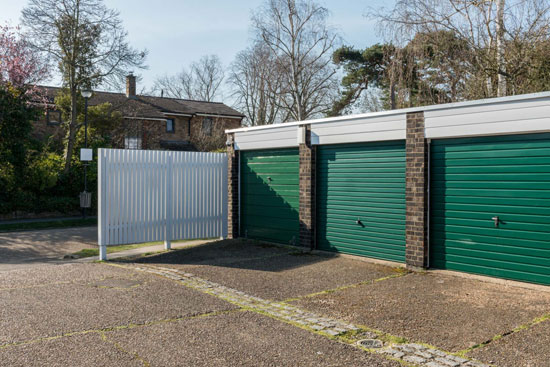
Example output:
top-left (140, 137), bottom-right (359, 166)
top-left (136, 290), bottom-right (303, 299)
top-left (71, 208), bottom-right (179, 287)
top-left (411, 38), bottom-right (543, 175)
top-left (430, 133), bottom-right (550, 285)
top-left (317, 141), bottom-right (406, 262)
top-left (240, 148), bottom-right (299, 245)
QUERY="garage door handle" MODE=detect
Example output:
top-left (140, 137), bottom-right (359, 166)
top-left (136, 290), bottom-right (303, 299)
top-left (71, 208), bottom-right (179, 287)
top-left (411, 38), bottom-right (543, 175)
top-left (492, 216), bottom-right (500, 228)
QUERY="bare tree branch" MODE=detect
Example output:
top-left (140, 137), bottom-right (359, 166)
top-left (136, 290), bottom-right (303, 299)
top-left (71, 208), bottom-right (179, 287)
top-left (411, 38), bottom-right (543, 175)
top-left (251, 0), bottom-right (340, 121)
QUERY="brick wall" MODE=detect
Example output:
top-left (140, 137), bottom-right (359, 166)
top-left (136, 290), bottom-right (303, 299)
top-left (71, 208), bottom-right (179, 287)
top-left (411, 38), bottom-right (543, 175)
top-left (405, 112), bottom-right (428, 269)
top-left (227, 133), bottom-right (239, 239)
top-left (299, 125), bottom-right (315, 249)
top-left (141, 116), bottom-right (190, 150)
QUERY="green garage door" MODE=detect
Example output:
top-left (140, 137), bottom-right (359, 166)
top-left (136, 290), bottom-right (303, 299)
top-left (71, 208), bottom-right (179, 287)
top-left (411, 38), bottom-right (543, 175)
top-left (317, 141), bottom-right (406, 262)
top-left (431, 133), bottom-right (550, 285)
top-left (241, 149), bottom-right (300, 245)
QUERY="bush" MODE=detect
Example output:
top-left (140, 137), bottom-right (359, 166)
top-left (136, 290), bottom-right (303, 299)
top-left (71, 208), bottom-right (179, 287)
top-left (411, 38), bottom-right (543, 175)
top-left (0, 90), bottom-right (115, 216)
top-left (35, 196), bottom-right (79, 213)
top-left (26, 152), bottom-right (63, 192)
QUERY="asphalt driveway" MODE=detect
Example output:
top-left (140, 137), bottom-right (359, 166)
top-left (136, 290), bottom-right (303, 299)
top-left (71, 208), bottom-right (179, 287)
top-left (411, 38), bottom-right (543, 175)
top-left (1, 237), bottom-right (549, 366)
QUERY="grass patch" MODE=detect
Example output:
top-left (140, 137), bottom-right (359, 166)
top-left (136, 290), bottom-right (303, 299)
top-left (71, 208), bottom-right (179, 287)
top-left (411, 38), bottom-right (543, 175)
top-left (72, 242), bottom-right (164, 258)
top-left (0, 218), bottom-right (97, 232)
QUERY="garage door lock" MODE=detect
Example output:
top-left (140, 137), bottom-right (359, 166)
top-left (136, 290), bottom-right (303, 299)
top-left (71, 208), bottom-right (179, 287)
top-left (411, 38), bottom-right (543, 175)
top-left (492, 216), bottom-right (500, 228)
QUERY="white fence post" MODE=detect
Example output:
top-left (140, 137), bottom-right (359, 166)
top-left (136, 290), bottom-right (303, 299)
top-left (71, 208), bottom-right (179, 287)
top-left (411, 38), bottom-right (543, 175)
top-left (165, 153), bottom-right (172, 250)
top-left (98, 148), bottom-right (107, 260)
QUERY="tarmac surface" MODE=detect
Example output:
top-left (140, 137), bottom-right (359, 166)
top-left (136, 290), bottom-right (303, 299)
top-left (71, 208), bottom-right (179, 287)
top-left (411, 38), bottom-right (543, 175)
top-left (1, 231), bottom-right (549, 366)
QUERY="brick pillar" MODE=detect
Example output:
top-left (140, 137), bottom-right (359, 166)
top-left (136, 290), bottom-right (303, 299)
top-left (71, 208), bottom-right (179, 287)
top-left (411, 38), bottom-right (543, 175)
top-left (227, 133), bottom-right (239, 239)
top-left (406, 111), bottom-right (428, 269)
top-left (299, 125), bottom-right (315, 249)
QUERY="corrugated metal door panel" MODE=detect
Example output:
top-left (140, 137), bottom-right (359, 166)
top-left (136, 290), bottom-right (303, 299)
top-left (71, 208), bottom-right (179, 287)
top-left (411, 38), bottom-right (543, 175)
top-left (317, 141), bottom-right (406, 262)
top-left (430, 133), bottom-right (550, 285)
top-left (241, 148), bottom-right (300, 245)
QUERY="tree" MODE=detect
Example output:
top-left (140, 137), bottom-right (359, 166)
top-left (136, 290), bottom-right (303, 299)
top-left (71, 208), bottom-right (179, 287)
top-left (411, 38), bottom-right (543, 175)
top-left (370, 0), bottom-right (550, 99)
top-left (228, 42), bottom-right (286, 125)
top-left (252, 0), bottom-right (340, 121)
top-left (330, 44), bottom-right (386, 116)
top-left (331, 31), bottom-right (475, 113)
top-left (54, 90), bottom-right (122, 139)
top-left (191, 117), bottom-right (230, 152)
top-left (22, 0), bottom-right (147, 172)
top-left (153, 71), bottom-right (193, 100)
top-left (0, 25), bottom-right (48, 88)
top-left (0, 25), bottom-right (47, 213)
top-left (152, 55), bottom-right (224, 101)
top-left (0, 88), bottom-right (38, 207)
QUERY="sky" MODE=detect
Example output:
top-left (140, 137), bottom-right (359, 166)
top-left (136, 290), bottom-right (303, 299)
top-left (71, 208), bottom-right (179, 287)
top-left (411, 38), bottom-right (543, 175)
top-left (1, 0), bottom-right (393, 96)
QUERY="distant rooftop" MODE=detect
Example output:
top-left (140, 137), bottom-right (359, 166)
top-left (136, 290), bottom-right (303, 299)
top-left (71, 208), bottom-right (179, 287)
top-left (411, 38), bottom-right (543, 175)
top-left (35, 85), bottom-right (244, 120)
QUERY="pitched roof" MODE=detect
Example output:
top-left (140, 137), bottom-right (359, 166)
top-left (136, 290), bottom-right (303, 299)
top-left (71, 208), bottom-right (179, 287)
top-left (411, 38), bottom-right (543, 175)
top-left (34, 86), bottom-right (244, 120)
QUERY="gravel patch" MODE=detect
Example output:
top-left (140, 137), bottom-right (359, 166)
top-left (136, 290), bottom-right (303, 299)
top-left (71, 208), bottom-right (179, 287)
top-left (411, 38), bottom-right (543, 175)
top-left (467, 319), bottom-right (550, 367)
top-left (292, 272), bottom-right (550, 352)
top-left (0, 332), bottom-right (141, 367)
top-left (0, 265), bottom-right (236, 344)
top-left (106, 310), bottom-right (400, 367)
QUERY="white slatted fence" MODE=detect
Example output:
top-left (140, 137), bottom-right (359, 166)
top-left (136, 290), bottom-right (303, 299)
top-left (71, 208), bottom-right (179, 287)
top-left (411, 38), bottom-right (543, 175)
top-left (97, 148), bottom-right (228, 260)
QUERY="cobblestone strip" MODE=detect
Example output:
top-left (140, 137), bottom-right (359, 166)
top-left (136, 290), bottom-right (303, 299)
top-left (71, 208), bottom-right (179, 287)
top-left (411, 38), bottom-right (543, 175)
top-left (377, 344), bottom-right (490, 367)
top-left (133, 265), bottom-right (491, 367)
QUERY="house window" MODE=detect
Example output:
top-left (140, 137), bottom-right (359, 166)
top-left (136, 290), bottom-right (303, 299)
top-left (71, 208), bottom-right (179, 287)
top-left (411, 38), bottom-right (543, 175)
top-left (202, 117), bottom-right (213, 136)
top-left (166, 118), bottom-right (175, 133)
top-left (124, 136), bottom-right (142, 150)
top-left (46, 110), bottom-right (62, 126)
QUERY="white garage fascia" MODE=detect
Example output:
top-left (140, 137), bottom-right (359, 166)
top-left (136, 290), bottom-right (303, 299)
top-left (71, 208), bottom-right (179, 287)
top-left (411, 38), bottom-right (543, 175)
top-left (424, 94), bottom-right (550, 139)
top-left (227, 91), bottom-right (550, 149)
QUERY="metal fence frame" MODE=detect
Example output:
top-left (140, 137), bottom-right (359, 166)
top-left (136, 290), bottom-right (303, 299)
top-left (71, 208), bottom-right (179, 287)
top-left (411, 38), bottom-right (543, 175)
top-left (98, 148), bottom-right (228, 260)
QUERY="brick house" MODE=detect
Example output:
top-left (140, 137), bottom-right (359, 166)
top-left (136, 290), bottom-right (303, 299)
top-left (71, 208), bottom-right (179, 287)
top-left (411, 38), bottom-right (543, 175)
top-left (33, 74), bottom-right (244, 151)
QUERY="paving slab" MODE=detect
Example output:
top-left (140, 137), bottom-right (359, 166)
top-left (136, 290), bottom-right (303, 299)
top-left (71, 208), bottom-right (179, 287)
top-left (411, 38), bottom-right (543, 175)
top-left (137, 244), bottom-right (401, 300)
top-left (467, 320), bottom-right (550, 367)
top-left (0, 333), bottom-right (141, 367)
top-left (105, 310), bottom-right (401, 367)
top-left (292, 272), bottom-right (550, 352)
top-left (0, 264), bottom-right (236, 344)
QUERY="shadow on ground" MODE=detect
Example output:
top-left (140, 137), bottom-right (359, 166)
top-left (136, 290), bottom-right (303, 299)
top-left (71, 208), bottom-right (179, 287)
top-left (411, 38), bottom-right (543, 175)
top-left (128, 238), bottom-right (331, 272)
top-left (0, 227), bottom-right (97, 266)
top-left (120, 238), bottom-right (401, 301)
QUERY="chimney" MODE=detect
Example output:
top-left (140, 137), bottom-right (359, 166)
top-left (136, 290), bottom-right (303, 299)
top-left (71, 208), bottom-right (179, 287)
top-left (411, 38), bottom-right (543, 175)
top-left (126, 73), bottom-right (136, 98)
